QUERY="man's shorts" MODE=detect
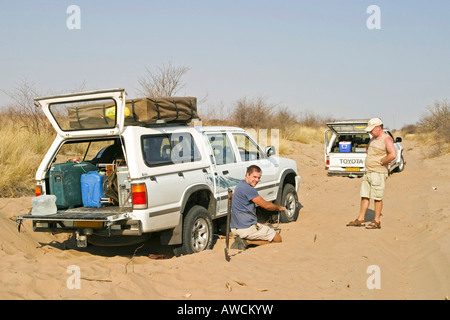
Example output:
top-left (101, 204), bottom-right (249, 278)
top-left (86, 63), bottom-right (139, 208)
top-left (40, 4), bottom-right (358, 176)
top-left (360, 172), bottom-right (388, 200)
top-left (231, 223), bottom-right (276, 242)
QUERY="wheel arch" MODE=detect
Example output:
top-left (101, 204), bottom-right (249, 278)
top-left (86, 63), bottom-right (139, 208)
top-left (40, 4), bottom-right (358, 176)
top-left (275, 169), bottom-right (298, 205)
top-left (160, 184), bottom-right (216, 246)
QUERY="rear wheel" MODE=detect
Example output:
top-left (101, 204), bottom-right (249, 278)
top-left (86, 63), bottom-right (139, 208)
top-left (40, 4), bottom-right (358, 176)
top-left (279, 184), bottom-right (300, 223)
top-left (173, 205), bottom-right (213, 256)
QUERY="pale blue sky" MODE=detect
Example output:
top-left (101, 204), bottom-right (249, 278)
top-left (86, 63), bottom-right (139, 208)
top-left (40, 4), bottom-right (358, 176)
top-left (1, 0), bottom-right (449, 129)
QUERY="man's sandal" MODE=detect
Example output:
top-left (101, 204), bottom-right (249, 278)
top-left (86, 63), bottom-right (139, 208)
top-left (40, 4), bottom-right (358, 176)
top-left (365, 220), bottom-right (381, 229)
top-left (346, 219), bottom-right (365, 227)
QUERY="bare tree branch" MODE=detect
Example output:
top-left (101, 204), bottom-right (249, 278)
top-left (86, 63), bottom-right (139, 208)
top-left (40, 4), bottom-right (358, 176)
top-left (137, 62), bottom-right (190, 98)
top-left (1, 78), bottom-right (47, 135)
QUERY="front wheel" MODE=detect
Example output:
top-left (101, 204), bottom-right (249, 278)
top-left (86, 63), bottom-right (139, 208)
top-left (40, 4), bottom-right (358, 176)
top-left (393, 155), bottom-right (405, 173)
top-left (279, 184), bottom-right (300, 223)
top-left (173, 205), bottom-right (214, 256)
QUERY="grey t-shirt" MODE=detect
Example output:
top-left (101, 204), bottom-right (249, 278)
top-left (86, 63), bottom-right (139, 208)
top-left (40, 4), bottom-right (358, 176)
top-left (230, 180), bottom-right (259, 229)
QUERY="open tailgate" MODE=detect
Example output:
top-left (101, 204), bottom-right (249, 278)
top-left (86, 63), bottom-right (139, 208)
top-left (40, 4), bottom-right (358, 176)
top-left (326, 120), bottom-right (369, 134)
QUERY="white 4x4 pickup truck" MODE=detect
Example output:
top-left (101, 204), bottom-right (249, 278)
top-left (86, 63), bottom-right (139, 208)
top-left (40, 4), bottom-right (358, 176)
top-left (325, 120), bottom-right (405, 177)
top-left (17, 89), bottom-right (301, 256)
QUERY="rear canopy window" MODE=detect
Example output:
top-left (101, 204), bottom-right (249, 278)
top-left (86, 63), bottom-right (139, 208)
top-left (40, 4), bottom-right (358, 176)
top-left (53, 138), bottom-right (125, 165)
top-left (141, 133), bottom-right (201, 167)
top-left (49, 98), bottom-right (117, 131)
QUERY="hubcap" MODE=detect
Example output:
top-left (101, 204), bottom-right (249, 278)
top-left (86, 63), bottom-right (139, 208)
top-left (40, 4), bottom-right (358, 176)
top-left (284, 192), bottom-right (296, 218)
top-left (191, 217), bottom-right (209, 252)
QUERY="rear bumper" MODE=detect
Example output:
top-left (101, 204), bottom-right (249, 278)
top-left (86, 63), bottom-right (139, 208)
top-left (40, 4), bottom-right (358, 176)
top-left (327, 170), bottom-right (364, 177)
top-left (16, 206), bottom-right (139, 235)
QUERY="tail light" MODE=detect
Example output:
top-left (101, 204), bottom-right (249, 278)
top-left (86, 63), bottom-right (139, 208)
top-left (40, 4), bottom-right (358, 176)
top-left (132, 183), bottom-right (147, 209)
top-left (35, 185), bottom-right (42, 197)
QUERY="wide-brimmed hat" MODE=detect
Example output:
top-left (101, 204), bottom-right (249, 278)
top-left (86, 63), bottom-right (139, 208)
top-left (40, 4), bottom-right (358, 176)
top-left (365, 118), bottom-right (383, 132)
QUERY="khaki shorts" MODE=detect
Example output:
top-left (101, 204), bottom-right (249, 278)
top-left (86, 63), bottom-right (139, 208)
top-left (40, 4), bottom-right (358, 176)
top-left (360, 172), bottom-right (388, 200)
top-left (231, 223), bottom-right (276, 242)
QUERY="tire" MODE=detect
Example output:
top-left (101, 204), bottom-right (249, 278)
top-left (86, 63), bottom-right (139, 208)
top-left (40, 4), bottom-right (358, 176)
top-left (279, 184), bottom-right (300, 223)
top-left (173, 205), bottom-right (214, 256)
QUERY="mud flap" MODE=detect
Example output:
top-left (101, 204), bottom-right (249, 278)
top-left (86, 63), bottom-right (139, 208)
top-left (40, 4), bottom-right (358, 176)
top-left (160, 215), bottom-right (183, 246)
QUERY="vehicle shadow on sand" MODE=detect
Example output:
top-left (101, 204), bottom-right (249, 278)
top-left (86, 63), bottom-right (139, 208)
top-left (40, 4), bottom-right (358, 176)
top-left (36, 231), bottom-right (226, 259)
top-left (37, 233), bottom-right (176, 259)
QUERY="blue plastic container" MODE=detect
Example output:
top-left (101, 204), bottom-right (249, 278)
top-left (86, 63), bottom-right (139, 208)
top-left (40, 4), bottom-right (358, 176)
top-left (339, 141), bottom-right (352, 153)
top-left (81, 171), bottom-right (106, 207)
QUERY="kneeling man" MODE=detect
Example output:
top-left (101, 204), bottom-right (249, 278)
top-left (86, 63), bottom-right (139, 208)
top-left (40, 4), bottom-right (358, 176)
top-left (230, 165), bottom-right (285, 249)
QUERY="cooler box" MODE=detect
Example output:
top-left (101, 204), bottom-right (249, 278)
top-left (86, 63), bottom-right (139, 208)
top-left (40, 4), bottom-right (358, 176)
top-left (49, 162), bottom-right (98, 209)
top-left (339, 141), bottom-right (352, 153)
top-left (81, 171), bottom-right (106, 208)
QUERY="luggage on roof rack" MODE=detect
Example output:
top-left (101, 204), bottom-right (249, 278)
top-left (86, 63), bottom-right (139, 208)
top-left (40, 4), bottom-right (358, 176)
top-left (67, 97), bottom-right (198, 129)
top-left (125, 97), bottom-right (198, 126)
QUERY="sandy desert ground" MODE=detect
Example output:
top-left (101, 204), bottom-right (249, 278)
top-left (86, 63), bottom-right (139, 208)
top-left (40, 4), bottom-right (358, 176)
top-left (0, 139), bottom-right (448, 300)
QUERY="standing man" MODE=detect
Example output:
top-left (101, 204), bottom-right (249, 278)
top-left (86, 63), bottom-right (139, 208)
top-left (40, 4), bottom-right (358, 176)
top-left (230, 165), bottom-right (285, 249)
top-left (347, 118), bottom-right (397, 229)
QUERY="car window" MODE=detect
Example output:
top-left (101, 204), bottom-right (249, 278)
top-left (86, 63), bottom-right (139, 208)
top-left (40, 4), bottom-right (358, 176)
top-left (141, 133), bottom-right (201, 167)
top-left (207, 133), bottom-right (236, 165)
top-left (233, 133), bottom-right (264, 161)
top-left (49, 98), bottom-right (117, 131)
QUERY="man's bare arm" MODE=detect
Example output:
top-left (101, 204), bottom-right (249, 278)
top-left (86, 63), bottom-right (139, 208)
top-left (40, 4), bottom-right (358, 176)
top-left (381, 136), bottom-right (397, 165)
top-left (252, 196), bottom-right (286, 212)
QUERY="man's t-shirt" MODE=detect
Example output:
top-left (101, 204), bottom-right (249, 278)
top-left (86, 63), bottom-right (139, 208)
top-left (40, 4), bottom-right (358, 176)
top-left (230, 180), bottom-right (260, 229)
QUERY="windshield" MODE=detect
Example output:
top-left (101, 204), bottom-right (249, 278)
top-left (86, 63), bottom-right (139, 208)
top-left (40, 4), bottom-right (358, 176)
top-left (49, 98), bottom-right (117, 131)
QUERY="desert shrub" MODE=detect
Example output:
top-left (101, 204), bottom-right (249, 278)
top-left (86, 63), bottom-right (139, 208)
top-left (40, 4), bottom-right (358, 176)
top-left (401, 123), bottom-right (419, 135)
top-left (415, 100), bottom-right (450, 156)
top-left (419, 100), bottom-right (450, 143)
top-left (1, 78), bottom-right (54, 135)
top-left (200, 96), bottom-right (330, 150)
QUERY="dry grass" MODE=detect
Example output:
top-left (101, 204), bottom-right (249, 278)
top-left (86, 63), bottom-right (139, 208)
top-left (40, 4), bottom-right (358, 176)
top-left (0, 118), bottom-right (54, 197)
top-left (281, 124), bottom-right (326, 145)
top-left (401, 131), bottom-right (450, 158)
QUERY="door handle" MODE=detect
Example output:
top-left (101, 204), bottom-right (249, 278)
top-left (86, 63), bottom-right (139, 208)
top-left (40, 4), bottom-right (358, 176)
top-left (222, 170), bottom-right (229, 175)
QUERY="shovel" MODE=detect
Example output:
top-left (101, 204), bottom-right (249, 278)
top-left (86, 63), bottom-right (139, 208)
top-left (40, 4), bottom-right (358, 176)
top-left (224, 188), bottom-right (232, 262)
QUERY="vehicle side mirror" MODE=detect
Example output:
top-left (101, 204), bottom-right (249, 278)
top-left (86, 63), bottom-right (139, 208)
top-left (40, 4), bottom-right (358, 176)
top-left (266, 145), bottom-right (276, 157)
top-left (395, 137), bottom-right (402, 143)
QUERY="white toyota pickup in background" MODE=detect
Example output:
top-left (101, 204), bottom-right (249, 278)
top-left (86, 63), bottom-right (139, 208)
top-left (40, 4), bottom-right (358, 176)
top-left (325, 120), bottom-right (405, 177)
